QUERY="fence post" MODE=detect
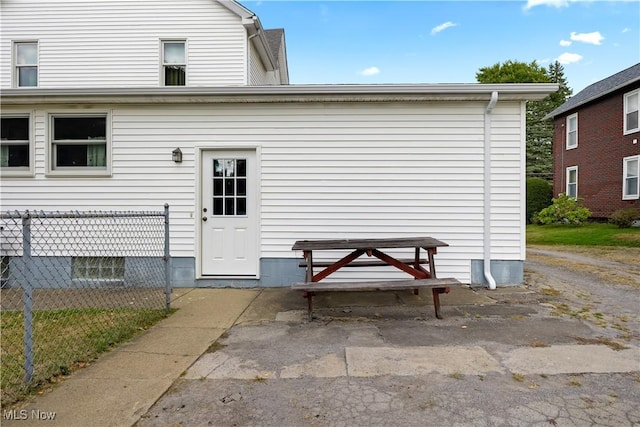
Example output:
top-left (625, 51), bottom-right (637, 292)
top-left (22, 212), bottom-right (34, 383)
top-left (164, 203), bottom-right (171, 311)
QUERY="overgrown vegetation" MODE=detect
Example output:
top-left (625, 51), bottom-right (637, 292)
top-left (526, 177), bottom-right (553, 223)
top-left (532, 194), bottom-right (591, 225)
top-left (609, 207), bottom-right (640, 229)
top-left (1, 307), bottom-right (172, 408)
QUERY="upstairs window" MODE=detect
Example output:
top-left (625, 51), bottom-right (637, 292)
top-left (566, 113), bottom-right (578, 149)
top-left (623, 155), bottom-right (639, 200)
top-left (162, 41), bottom-right (186, 86)
top-left (15, 42), bottom-right (38, 87)
top-left (566, 166), bottom-right (578, 199)
top-left (624, 89), bottom-right (639, 134)
top-left (1, 115), bottom-right (31, 172)
top-left (49, 115), bottom-right (109, 175)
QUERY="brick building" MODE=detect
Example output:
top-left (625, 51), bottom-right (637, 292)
top-left (546, 63), bottom-right (640, 219)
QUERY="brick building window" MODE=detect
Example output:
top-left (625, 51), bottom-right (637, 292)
top-left (623, 155), bottom-right (639, 200)
top-left (566, 166), bottom-right (578, 198)
top-left (624, 89), bottom-right (639, 135)
top-left (566, 113), bottom-right (578, 149)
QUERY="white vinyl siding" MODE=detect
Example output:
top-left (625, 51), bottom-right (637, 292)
top-left (566, 113), bottom-right (577, 149)
top-left (0, 0), bottom-right (247, 88)
top-left (248, 42), bottom-right (276, 85)
top-left (0, 100), bottom-right (526, 284)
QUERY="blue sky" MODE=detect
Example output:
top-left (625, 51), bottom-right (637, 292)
top-left (243, 0), bottom-right (640, 94)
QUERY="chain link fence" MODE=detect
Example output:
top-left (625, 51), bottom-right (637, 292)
top-left (0, 205), bottom-right (171, 408)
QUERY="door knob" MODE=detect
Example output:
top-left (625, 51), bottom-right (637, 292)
top-left (202, 216), bottom-right (208, 221)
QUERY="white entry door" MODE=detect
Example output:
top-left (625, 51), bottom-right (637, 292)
top-left (201, 150), bottom-right (258, 276)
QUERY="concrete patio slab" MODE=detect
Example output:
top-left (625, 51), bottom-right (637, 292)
top-left (345, 346), bottom-right (505, 377)
top-left (504, 344), bottom-right (640, 375)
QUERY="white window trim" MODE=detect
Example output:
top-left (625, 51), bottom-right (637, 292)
top-left (566, 165), bottom-right (578, 199)
top-left (13, 41), bottom-right (39, 88)
top-left (0, 111), bottom-right (35, 178)
top-left (623, 155), bottom-right (639, 200)
top-left (46, 112), bottom-right (112, 177)
top-left (566, 113), bottom-right (578, 150)
top-left (624, 89), bottom-right (639, 135)
top-left (160, 39), bottom-right (187, 86)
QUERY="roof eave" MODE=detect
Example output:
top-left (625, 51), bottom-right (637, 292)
top-left (0, 84), bottom-right (558, 105)
top-left (544, 75), bottom-right (640, 120)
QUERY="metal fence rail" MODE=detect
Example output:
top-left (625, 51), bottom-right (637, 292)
top-left (0, 205), bottom-right (171, 408)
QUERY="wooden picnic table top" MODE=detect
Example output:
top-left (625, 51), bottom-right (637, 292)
top-left (292, 236), bottom-right (448, 251)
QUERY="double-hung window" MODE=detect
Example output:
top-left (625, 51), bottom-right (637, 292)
top-left (1, 115), bottom-right (32, 175)
top-left (162, 41), bottom-right (186, 86)
top-left (566, 166), bottom-right (578, 199)
top-left (623, 155), bottom-right (639, 200)
top-left (15, 42), bottom-right (38, 87)
top-left (49, 114), bottom-right (110, 175)
top-left (566, 113), bottom-right (578, 149)
top-left (624, 89), bottom-right (639, 134)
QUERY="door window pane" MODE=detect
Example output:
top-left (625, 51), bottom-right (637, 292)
top-left (225, 198), bottom-right (235, 216)
top-left (213, 198), bottom-right (223, 215)
top-left (237, 159), bottom-right (246, 177)
top-left (213, 179), bottom-right (223, 196)
top-left (211, 158), bottom-right (248, 216)
top-left (236, 198), bottom-right (247, 216)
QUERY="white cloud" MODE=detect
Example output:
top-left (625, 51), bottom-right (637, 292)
top-left (524, 0), bottom-right (569, 10)
top-left (622, 28), bottom-right (631, 33)
top-left (431, 21), bottom-right (458, 35)
top-left (557, 52), bottom-right (583, 64)
top-left (360, 66), bottom-right (380, 76)
top-left (570, 31), bottom-right (604, 45)
top-left (559, 39), bottom-right (572, 47)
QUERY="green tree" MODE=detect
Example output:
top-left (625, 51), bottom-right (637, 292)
top-left (476, 60), bottom-right (572, 181)
top-left (476, 60), bottom-right (549, 83)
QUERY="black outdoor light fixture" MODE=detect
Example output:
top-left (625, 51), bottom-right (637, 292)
top-left (172, 148), bottom-right (183, 163)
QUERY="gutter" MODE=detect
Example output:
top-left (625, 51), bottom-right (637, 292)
top-left (484, 91), bottom-right (498, 290)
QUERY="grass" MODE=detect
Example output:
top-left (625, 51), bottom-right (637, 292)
top-left (527, 223), bottom-right (640, 247)
top-left (1, 307), bottom-right (172, 409)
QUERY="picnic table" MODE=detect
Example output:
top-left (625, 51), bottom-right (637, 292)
top-left (291, 236), bottom-right (462, 320)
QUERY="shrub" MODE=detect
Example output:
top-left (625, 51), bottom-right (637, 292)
top-left (533, 194), bottom-right (591, 225)
top-left (609, 208), bottom-right (640, 228)
top-left (526, 178), bottom-right (553, 223)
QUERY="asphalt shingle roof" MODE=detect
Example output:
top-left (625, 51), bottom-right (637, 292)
top-left (545, 62), bottom-right (640, 120)
top-left (264, 29), bottom-right (284, 63)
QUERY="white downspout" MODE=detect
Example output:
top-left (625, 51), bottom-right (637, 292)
top-left (484, 91), bottom-right (498, 290)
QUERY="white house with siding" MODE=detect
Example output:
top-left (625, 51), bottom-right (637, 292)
top-left (0, 0), bottom-right (557, 288)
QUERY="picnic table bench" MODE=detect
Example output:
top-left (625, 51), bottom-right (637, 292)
top-left (291, 237), bottom-right (462, 320)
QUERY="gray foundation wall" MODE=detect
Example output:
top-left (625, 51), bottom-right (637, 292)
top-left (470, 260), bottom-right (524, 287)
top-left (3, 256), bottom-right (523, 289)
top-left (173, 257), bottom-right (305, 288)
top-left (3, 256), bottom-right (164, 289)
